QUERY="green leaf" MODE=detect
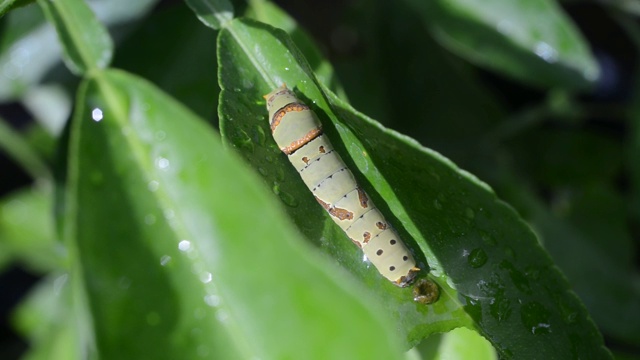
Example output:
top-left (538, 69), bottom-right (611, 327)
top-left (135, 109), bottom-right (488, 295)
top-left (217, 17), bottom-right (611, 358)
top-left (65, 68), bottom-right (407, 359)
top-left (0, 186), bottom-right (63, 272)
top-left (405, 0), bottom-right (599, 90)
top-left (0, 0), bottom-right (33, 18)
top-left (0, 116), bottom-right (51, 180)
top-left (416, 327), bottom-right (497, 360)
top-left (500, 176), bottom-right (640, 345)
top-left (37, 0), bottom-right (113, 75)
top-left (0, 5), bottom-right (61, 101)
top-left (245, 0), bottom-right (346, 97)
top-left (184, 0), bottom-right (233, 29)
top-left (11, 273), bottom-right (79, 360)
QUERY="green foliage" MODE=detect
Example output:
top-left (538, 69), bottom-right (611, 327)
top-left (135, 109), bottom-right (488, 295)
top-left (0, 0), bottom-right (637, 358)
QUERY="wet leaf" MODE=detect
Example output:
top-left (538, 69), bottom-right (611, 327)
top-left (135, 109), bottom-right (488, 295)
top-left (65, 68), bottom-right (406, 359)
top-left (217, 17), bottom-right (611, 358)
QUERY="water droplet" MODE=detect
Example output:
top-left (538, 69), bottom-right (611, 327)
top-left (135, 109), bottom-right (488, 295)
top-left (468, 248), bottom-right (488, 268)
top-left (197, 345), bottom-right (209, 358)
top-left (265, 155), bottom-right (273, 163)
top-left (178, 240), bottom-right (191, 252)
top-left (204, 294), bottom-right (221, 307)
top-left (257, 167), bottom-right (268, 176)
top-left (146, 311), bottom-right (161, 326)
top-left (164, 209), bottom-right (175, 220)
top-left (144, 214), bottom-right (156, 225)
top-left (154, 131), bottom-right (166, 141)
top-left (118, 276), bottom-right (131, 290)
top-left (524, 265), bottom-right (540, 281)
top-left (284, 67), bottom-right (290, 71)
top-left (559, 298), bottom-right (578, 325)
top-left (278, 191), bottom-right (299, 207)
top-left (215, 309), bottom-right (229, 323)
top-left (520, 301), bottom-right (551, 335)
top-left (465, 207), bottom-right (475, 219)
top-left (91, 108), bottom-right (103, 122)
top-left (534, 42), bottom-right (558, 63)
top-left (200, 272), bottom-right (212, 283)
top-left (234, 129), bottom-right (254, 153)
top-left (433, 199), bottom-right (443, 210)
top-left (275, 167), bottom-right (285, 181)
top-left (490, 296), bottom-right (512, 322)
top-left (148, 180), bottom-right (160, 192)
top-left (480, 230), bottom-right (497, 246)
top-left (160, 255), bottom-right (171, 266)
top-left (252, 126), bottom-right (266, 146)
top-left (242, 78), bottom-right (254, 89)
top-left (156, 157), bottom-right (170, 170)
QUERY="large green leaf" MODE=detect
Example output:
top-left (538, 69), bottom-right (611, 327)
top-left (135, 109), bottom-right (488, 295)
top-left (405, 0), bottom-right (599, 90)
top-left (184, 0), bottom-right (233, 30)
top-left (37, 0), bottom-right (113, 75)
top-left (217, 17), bottom-right (611, 358)
top-left (245, 0), bottom-right (345, 98)
top-left (65, 68), bottom-right (406, 359)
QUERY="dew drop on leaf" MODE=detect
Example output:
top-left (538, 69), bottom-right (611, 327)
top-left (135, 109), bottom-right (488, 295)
top-left (465, 207), bottom-right (475, 219)
top-left (433, 199), bottom-right (443, 210)
top-left (279, 191), bottom-right (299, 208)
top-left (480, 230), bottom-right (497, 246)
top-left (252, 125), bottom-right (266, 146)
top-left (520, 301), bottom-right (552, 335)
top-left (275, 167), bottom-right (285, 181)
top-left (468, 248), bottom-right (488, 268)
top-left (234, 129), bottom-right (253, 153)
top-left (160, 255), bottom-right (171, 266)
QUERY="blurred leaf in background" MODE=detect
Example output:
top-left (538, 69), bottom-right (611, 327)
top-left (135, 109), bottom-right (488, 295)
top-left (0, 0), bottom-right (637, 359)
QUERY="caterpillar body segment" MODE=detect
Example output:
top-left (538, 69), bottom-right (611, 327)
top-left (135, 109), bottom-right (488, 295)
top-left (265, 85), bottom-right (420, 287)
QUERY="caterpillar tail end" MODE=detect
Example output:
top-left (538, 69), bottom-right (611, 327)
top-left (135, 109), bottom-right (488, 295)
top-left (395, 267), bottom-right (421, 288)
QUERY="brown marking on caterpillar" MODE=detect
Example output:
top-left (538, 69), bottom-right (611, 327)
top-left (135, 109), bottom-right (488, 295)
top-left (350, 238), bottom-right (363, 249)
top-left (263, 87), bottom-right (290, 106)
top-left (302, 156), bottom-right (310, 164)
top-left (282, 127), bottom-right (323, 155)
top-left (315, 197), bottom-right (353, 221)
top-left (319, 145), bottom-right (326, 153)
top-left (329, 207), bottom-right (354, 221)
top-left (270, 103), bottom-right (310, 132)
top-left (315, 197), bottom-right (331, 211)
top-left (376, 221), bottom-right (387, 230)
top-left (363, 231), bottom-right (371, 243)
top-left (356, 188), bottom-right (369, 208)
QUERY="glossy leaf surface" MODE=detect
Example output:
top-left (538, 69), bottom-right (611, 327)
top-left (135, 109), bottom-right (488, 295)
top-left (66, 68), bottom-right (405, 359)
top-left (217, 17), bottom-right (611, 358)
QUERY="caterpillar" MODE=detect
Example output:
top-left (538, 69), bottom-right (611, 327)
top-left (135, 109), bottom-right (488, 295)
top-left (264, 84), bottom-right (420, 287)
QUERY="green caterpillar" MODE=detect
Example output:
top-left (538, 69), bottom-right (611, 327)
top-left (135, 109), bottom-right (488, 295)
top-left (264, 85), bottom-right (420, 287)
